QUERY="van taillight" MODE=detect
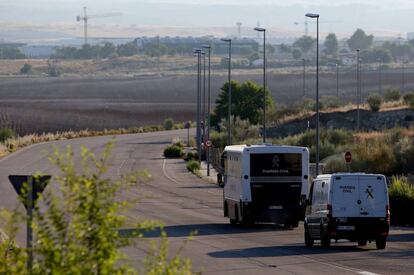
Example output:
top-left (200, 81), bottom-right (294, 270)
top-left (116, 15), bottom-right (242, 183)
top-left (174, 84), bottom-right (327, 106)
top-left (386, 205), bottom-right (390, 224)
top-left (327, 204), bottom-right (333, 221)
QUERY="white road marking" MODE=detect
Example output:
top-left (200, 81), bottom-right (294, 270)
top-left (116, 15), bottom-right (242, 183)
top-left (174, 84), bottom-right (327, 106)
top-left (162, 159), bottom-right (181, 184)
top-left (358, 272), bottom-right (381, 275)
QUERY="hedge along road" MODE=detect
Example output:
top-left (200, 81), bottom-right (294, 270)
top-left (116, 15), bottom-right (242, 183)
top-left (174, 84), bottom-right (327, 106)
top-left (0, 129), bottom-right (413, 274)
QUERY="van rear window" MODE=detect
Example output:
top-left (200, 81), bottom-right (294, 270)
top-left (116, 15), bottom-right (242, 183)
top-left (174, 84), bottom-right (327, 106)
top-left (250, 153), bottom-right (302, 177)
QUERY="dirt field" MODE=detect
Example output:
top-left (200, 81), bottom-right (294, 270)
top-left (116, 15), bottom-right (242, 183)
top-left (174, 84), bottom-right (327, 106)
top-left (0, 67), bottom-right (413, 135)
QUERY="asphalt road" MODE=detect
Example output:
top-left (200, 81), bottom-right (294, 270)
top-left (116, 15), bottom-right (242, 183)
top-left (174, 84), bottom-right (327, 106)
top-left (0, 129), bottom-right (413, 274)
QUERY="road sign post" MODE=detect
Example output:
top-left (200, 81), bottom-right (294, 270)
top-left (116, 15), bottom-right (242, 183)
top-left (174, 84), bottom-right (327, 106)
top-left (8, 175), bottom-right (51, 275)
top-left (344, 151), bottom-right (352, 172)
top-left (184, 121), bottom-right (191, 147)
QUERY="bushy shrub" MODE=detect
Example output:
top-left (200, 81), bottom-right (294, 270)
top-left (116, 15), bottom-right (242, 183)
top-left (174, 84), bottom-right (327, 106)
top-left (20, 63), bottom-right (32, 74)
top-left (323, 129), bottom-right (353, 146)
top-left (403, 92), bottom-right (414, 109)
top-left (184, 151), bottom-right (198, 161)
top-left (393, 137), bottom-right (414, 174)
top-left (352, 138), bottom-right (395, 174)
top-left (324, 156), bottom-right (348, 173)
top-left (388, 176), bottom-right (414, 226)
top-left (186, 160), bottom-right (200, 173)
top-left (0, 127), bottom-right (15, 142)
top-left (163, 145), bottom-right (184, 158)
top-left (210, 130), bottom-right (227, 149)
top-left (309, 141), bottom-right (336, 162)
top-left (296, 130), bottom-right (315, 148)
top-left (163, 118), bottom-right (174, 130)
top-left (384, 89), bottom-right (401, 102)
top-left (367, 94), bottom-right (383, 112)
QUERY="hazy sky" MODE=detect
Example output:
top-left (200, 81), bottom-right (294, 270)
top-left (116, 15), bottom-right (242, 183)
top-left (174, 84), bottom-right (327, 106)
top-left (1, 0), bottom-right (414, 37)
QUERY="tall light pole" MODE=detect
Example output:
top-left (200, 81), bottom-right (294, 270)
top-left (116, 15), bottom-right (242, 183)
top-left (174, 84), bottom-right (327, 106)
top-left (202, 44), bottom-right (212, 176)
top-left (378, 58), bottom-right (382, 94)
top-left (202, 51), bottom-right (206, 142)
top-left (254, 27), bottom-right (267, 143)
top-left (402, 59), bottom-right (405, 93)
top-left (356, 49), bottom-right (360, 131)
top-left (193, 48), bottom-right (202, 162)
top-left (336, 62), bottom-right (339, 98)
top-left (221, 38), bottom-right (232, 145)
top-left (302, 58), bottom-right (306, 97)
top-left (305, 12), bottom-right (320, 176)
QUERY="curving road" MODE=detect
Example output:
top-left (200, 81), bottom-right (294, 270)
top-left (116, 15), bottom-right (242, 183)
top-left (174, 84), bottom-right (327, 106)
top-left (0, 129), bottom-right (413, 274)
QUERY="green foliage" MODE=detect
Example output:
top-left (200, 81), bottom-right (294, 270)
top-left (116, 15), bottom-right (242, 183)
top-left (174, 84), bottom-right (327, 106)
top-left (211, 80), bottom-right (273, 126)
top-left (393, 137), bottom-right (414, 174)
top-left (0, 209), bottom-right (27, 274)
top-left (186, 160), bottom-right (200, 173)
top-left (351, 138), bottom-right (396, 174)
top-left (367, 94), bottom-right (383, 112)
top-left (31, 143), bottom-right (141, 274)
top-left (163, 145), bottom-right (184, 158)
top-left (0, 47), bottom-right (25, 59)
top-left (0, 127), bottom-right (15, 142)
top-left (384, 89), bottom-right (401, 102)
top-left (403, 92), bottom-right (414, 109)
top-left (210, 130), bottom-right (227, 149)
top-left (347, 29), bottom-right (374, 51)
top-left (223, 116), bottom-right (260, 144)
top-left (360, 48), bottom-right (392, 63)
top-left (323, 156), bottom-right (348, 174)
top-left (0, 143), bottom-right (194, 273)
top-left (388, 176), bottom-right (414, 226)
top-left (163, 118), bottom-right (174, 130)
top-left (292, 49), bottom-right (302, 59)
top-left (184, 151), bottom-right (198, 161)
top-left (47, 59), bottom-right (60, 77)
top-left (144, 230), bottom-right (193, 274)
top-left (293, 36), bottom-right (316, 54)
top-left (382, 41), bottom-right (413, 61)
top-left (323, 33), bottom-right (339, 56)
top-left (20, 63), bottom-right (32, 74)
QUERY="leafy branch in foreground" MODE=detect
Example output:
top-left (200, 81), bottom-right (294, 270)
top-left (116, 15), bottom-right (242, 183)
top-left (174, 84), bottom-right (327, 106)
top-left (1, 141), bottom-right (194, 274)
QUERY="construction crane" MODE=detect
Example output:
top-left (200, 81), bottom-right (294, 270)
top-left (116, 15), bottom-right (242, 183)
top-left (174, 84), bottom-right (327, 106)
top-left (76, 7), bottom-right (122, 45)
top-left (236, 22), bottom-right (242, 38)
top-left (294, 19), bottom-right (342, 36)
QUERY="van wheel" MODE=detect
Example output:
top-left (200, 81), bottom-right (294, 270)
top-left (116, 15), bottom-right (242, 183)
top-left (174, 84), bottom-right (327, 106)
top-left (376, 237), bottom-right (386, 249)
top-left (357, 239), bottom-right (367, 246)
top-left (320, 227), bottom-right (331, 248)
top-left (230, 207), bottom-right (239, 226)
top-left (305, 225), bottom-right (314, 247)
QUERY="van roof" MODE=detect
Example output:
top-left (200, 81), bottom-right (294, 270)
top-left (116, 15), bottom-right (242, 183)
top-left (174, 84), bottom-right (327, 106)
top-left (224, 144), bottom-right (308, 153)
top-left (316, 173), bottom-right (386, 179)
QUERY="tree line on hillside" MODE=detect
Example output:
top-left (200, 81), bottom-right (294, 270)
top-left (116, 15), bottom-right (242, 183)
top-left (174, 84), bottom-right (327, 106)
top-left (286, 28), bottom-right (414, 64)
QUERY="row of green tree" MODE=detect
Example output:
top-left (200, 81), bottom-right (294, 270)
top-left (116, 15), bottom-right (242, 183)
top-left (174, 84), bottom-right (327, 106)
top-left (287, 28), bottom-right (414, 63)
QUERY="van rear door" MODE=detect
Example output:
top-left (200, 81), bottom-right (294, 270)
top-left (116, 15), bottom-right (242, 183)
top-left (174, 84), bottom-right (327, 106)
top-left (331, 176), bottom-right (360, 217)
top-left (358, 176), bottom-right (386, 217)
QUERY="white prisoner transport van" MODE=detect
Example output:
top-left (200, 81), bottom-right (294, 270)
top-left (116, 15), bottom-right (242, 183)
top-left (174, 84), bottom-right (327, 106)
top-left (304, 173), bottom-right (390, 249)
top-left (222, 144), bottom-right (309, 227)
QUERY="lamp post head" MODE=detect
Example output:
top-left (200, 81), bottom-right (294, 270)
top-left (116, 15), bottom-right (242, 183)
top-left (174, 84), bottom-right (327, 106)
top-left (305, 13), bottom-right (320, 18)
top-left (202, 44), bottom-right (211, 49)
top-left (221, 38), bottom-right (232, 43)
top-left (193, 48), bottom-right (201, 54)
top-left (254, 27), bottom-right (266, 32)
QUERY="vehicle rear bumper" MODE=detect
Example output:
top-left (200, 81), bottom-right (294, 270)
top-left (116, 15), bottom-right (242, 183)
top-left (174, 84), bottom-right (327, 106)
top-left (244, 202), bottom-right (303, 225)
top-left (328, 217), bottom-right (389, 240)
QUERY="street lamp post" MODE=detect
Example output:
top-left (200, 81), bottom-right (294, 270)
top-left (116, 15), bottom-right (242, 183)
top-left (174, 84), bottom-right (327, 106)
top-left (402, 59), bottom-right (405, 93)
top-left (356, 49), bottom-right (360, 131)
top-left (202, 44), bottom-right (212, 176)
top-left (302, 58), bottom-right (306, 97)
top-left (378, 59), bottom-right (382, 94)
top-left (193, 48), bottom-right (203, 163)
top-left (221, 38), bottom-right (232, 145)
top-left (202, 51), bottom-right (206, 141)
top-left (336, 62), bottom-right (339, 98)
top-left (305, 12), bottom-right (320, 176)
top-left (254, 27), bottom-right (267, 143)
